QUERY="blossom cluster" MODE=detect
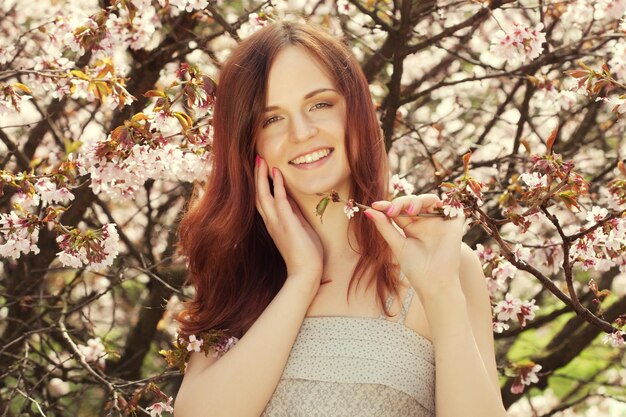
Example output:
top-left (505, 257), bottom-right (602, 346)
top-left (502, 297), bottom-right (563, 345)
top-left (343, 199), bottom-right (360, 219)
top-left (160, 331), bottom-right (239, 373)
top-left (510, 363), bottom-right (542, 394)
top-left (77, 337), bottom-right (108, 368)
top-left (602, 330), bottom-right (626, 348)
top-left (0, 211), bottom-right (40, 260)
top-left (570, 209), bottom-right (626, 272)
top-left (390, 174), bottom-right (415, 197)
top-left (493, 293), bottom-right (540, 333)
top-left (78, 140), bottom-right (211, 200)
top-left (490, 22), bottom-right (546, 65)
top-left (56, 224), bottom-right (120, 270)
top-left (146, 396), bottom-right (174, 417)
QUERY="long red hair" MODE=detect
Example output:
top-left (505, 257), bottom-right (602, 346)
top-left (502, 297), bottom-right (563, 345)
top-left (177, 21), bottom-right (400, 339)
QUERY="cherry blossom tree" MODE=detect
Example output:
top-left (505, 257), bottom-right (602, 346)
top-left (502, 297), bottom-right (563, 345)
top-left (1, 0), bottom-right (625, 416)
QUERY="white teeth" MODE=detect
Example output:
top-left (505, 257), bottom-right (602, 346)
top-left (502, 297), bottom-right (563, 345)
top-left (290, 149), bottom-right (331, 165)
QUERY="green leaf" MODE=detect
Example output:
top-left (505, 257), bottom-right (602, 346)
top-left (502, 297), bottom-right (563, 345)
top-left (315, 196), bottom-right (331, 223)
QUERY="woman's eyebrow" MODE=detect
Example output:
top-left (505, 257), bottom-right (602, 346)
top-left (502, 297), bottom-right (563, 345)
top-left (263, 88), bottom-right (338, 112)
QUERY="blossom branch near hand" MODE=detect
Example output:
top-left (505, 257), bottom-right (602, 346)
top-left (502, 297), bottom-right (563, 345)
top-left (314, 189), bottom-right (448, 222)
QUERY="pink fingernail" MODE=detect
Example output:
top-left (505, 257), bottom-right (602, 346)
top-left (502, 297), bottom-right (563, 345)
top-left (386, 206), bottom-right (394, 215)
top-left (272, 167), bottom-right (277, 177)
top-left (364, 210), bottom-right (374, 220)
top-left (407, 203), bottom-right (415, 214)
top-left (255, 155), bottom-right (261, 166)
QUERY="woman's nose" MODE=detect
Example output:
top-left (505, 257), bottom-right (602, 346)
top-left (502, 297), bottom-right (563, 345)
top-left (290, 114), bottom-right (318, 142)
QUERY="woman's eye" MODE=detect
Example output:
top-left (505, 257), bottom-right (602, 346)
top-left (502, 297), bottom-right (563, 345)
top-left (263, 116), bottom-right (281, 127)
top-left (310, 102), bottom-right (331, 111)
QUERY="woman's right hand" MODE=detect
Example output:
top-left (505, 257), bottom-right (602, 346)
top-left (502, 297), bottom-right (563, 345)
top-left (255, 156), bottom-right (324, 296)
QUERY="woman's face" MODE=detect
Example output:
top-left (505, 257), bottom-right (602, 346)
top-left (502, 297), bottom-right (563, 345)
top-left (255, 46), bottom-right (351, 199)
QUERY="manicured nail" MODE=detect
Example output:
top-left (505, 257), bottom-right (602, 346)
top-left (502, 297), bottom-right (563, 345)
top-left (386, 205), bottom-right (394, 215)
top-left (407, 203), bottom-right (415, 214)
top-left (364, 210), bottom-right (375, 220)
top-left (272, 167), bottom-right (277, 177)
top-left (255, 155), bottom-right (261, 166)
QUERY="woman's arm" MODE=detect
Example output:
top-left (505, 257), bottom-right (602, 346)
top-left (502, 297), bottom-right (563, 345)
top-left (422, 243), bottom-right (505, 417)
top-left (174, 276), bottom-right (318, 417)
top-left (365, 196), bottom-right (506, 417)
top-left (458, 242), bottom-right (502, 397)
top-left (175, 159), bottom-right (324, 417)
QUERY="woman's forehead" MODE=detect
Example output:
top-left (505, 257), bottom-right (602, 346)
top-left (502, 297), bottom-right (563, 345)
top-left (265, 46), bottom-right (336, 104)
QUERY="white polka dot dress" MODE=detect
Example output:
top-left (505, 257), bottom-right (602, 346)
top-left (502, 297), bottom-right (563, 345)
top-left (260, 284), bottom-right (435, 417)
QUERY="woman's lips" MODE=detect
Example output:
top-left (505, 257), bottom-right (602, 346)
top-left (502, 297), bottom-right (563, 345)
top-left (289, 148), bottom-right (334, 170)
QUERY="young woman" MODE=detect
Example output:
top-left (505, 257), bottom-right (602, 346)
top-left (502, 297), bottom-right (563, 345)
top-left (174, 21), bottom-right (506, 417)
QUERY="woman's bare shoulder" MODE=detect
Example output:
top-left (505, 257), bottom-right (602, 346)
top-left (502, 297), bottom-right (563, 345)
top-left (184, 350), bottom-right (219, 380)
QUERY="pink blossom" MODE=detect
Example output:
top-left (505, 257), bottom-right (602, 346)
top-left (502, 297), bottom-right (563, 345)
top-left (494, 293), bottom-right (522, 322)
top-left (585, 206), bottom-right (609, 224)
top-left (106, 7), bottom-right (158, 51)
top-left (343, 199), bottom-right (360, 219)
top-left (512, 243), bottom-right (532, 263)
top-left (185, 0), bottom-right (209, 12)
top-left (390, 174), bottom-right (415, 197)
top-left (442, 201), bottom-right (464, 218)
top-left (0, 44), bottom-right (16, 66)
top-left (493, 321), bottom-right (510, 333)
top-left (77, 337), bottom-right (108, 367)
top-left (492, 261), bottom-right (517, 281)
top-left (146, 397), bottom-right (174, 417)
top-left (56, 223), bottom-right (120, 270)
top-left (494, 294), bottom-right (539, 328)
top-left (490, 22), bottom-right (546, 65)
top-left (608, 40), bottom-right (626, 82)
top-left (602, 330), bottom-right (625, 347)
top-left (511, 364), bottom-right (542, 394)
top-left (518, 299), bottom-right (539, 327)
top-left (12, 190), bottom-right (40, 209)
top-left (35, 177), bottom-right (74, 205)
top-left (337, 0), bottom-right (353, 15)
top-left (561, 0), bottom-right (595, 27)
top-left (594, 0), bottom-right (626, 20)
top-left (213, 336), bottom-right (239, 358)
top-left (0, 211), bottom-right (40, 260)
top-left (519, 172), bottom-right (548, 189)
top-left (47, 378), bottom-right (70, 397)
top-left (609, 96), bottom-right (626, 114)
top-left (186, 334), bottom-right (203, 352)
top-left (475, 244), bottom-right (496, 263)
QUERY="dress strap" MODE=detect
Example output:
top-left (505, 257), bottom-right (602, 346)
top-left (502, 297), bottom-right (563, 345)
top-left (397, 286), bottom-right (415, 325)
top-left (378, 293), bottom-right (394, 319)
top-left (378, 272), bottom-right (413, 321)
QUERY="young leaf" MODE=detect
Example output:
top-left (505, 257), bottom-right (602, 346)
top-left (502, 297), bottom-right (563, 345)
top-left (315, 196), bottom-right (331, 223)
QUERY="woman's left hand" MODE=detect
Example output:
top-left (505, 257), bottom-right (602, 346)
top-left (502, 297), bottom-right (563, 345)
top-left (365, 195), bottom-right (465, 303)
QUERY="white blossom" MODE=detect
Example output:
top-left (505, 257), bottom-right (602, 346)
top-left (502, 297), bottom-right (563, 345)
top-left (186, 334), bottom-right (203, 352)
top-left (77, 337), bottom-right (108, 367)
top-left (390, 174), bottom-right (415, 196)
top-left (603, 330), bottom-right (625, 347)
top-left (490, 22), bottom-right (546, 65)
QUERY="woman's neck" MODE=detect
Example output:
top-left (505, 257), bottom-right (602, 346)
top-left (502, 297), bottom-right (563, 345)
top-left (294, 192), bottom-right (361, 278)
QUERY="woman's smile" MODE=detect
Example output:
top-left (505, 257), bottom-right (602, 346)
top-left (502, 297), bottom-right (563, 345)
top-left (288, 148), bottom-right (334, 169)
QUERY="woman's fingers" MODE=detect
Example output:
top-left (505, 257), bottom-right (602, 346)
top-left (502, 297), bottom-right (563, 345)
top-left (364, 209), bottom-right (405, 255)
top-left (271, 167), bottom-right (293, 217)
top-left (254, 158), bottom-right (296, 229)
top-left (255, 156), bottom-right (274, 223)
top-left (372, 194), bottom-right (442, 216)
top-left (371, 194), bottom-right (443, 232)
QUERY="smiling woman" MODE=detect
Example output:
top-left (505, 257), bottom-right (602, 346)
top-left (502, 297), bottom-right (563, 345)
top-left (256, 46), bottom-right (351, 198)
top-left (173, 21), bottom-right (506, 417)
